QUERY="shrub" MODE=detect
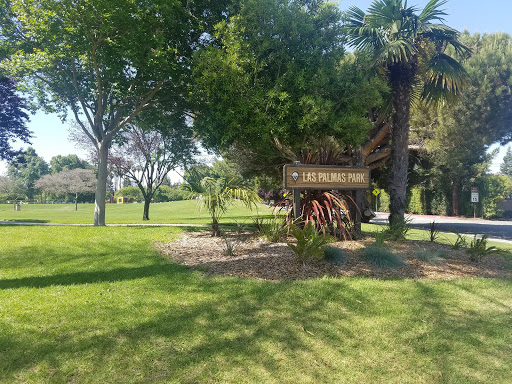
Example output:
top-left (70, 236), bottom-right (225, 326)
top-left (378, 189), bottom-right (390, 212)
top-left (383, 216), bottom-right (412, 242)
top-left (114, 186), bottom-right (143, 202)
top-left (287, 222), bottom-right (333, 263)
top-left (430, 191), bottom-right (448, 216)
top-left (323, 246), bottom-right (347, 265)
top-left (363, 245), bottom-right (405, 269)
top-left (275, 190), bottom-right (356, 240)
top-left (374, 230), bottom-right (387, 247)
top-left (428, 221), bottom-right (441, 242)
top-left (451, 229), bottom-right (467, 250)
top-left (481, 175), bottom-right (512, 218)
top-left (153, 185), bottom-right (188, 202)
top-left (253, 216), bottom-right (288, 242)
top-left (414, 247), bottom-right (442, 263)
top-left (222, 220), bottom-right (249, 256)
top-left (467, 234), bottom-right (500, 262)
top-left (407, 186), bottom-right (424, 214)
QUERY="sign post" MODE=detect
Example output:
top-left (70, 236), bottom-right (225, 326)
top-left (372, 189), bottom-right (381, 212)
top-left (471, 187), bottom-right (479, 218)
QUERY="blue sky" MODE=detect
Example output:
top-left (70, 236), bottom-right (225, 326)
top-left (2, 0), bottom-right (511, 174)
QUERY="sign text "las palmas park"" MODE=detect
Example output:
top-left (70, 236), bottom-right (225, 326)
top-left (283, 164), bottom-right (370, 190)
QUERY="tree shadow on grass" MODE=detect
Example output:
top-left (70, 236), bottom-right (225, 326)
top-left (407, 280), bottom-right (512, 382)
top-left (0, 263), bottom-right (188, 290)
top-left (0, 276), bottom-right (367, 383)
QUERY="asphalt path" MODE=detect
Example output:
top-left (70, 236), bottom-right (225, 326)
top-left (371, 213), bottom-right (512, 243)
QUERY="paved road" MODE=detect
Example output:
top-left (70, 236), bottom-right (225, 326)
top-left (370, 213), bottom-right (512, 242)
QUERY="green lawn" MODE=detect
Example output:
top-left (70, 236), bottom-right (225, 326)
top-left (0, 200), bottom-right (272, 225)
top-left (1, 226), bottom-right (511, 383)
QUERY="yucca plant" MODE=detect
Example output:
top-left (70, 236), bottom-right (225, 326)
top-left (274, 190), bottom-right (357, 240)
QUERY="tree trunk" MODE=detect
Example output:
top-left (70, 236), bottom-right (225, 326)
top-left (388, 63), bottom-right (415, 226)
top-left (211, 218), bottom-right (220, 237)
top-left (452, 180), bottom-right (459, 216)
top-left (353, 149), bottom-right (364, 238)
top-left (143, 198), bottom-right (151, 221)
top-left (75, 192), bottom-right (78, 211)
top-left (94, 143), bottom-right (109, 226)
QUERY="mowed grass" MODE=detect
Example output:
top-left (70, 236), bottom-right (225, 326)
top-left (0, 200), bottom-right (271, 225)
top-left (1, 226), bottom-right (512, 383)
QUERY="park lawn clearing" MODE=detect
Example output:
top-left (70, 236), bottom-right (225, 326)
top-left (1, 226), bottom-right (512, 383)
top-left (0, 200), bottom-right (271, 225)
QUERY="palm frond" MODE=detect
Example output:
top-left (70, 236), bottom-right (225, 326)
top-left (422, 53), bottom-right (467, 102)
top-left (418, 0), bottom-right (448, 24)
top-left (421, 24), bottom-right (471, 57)
top-left (344, 6), bottom-right (387, 51)
top-left (378, 39), bottom-right (416, 64)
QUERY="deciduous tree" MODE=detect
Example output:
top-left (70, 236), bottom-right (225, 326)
top-left (8, 147), bottom-right (49, 200)
top-left (1, 0), bottom-right (233, 225)
top-left (191, 0), bottom-right (384, 177)
top-left (110, 117), bottom-right (195, 221)
top-left (35, 168), bottom-right (96, 210)
top-left (50, 154), bottom-right (90, 174)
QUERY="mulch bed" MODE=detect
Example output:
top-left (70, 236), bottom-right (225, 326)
top-left (155, 231), bottom-right (512, 281)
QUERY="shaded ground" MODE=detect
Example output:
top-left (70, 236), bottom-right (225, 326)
top-left (156, 231), bottom-right (512, 280)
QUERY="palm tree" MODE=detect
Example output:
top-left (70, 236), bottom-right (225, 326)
top-left (183, 169), bottom-right (260, 236)
top-left (344, 0), bottom-right (470, 224)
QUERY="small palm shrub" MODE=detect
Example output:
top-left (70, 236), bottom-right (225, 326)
top-left (253, 216), bottom-right (288, 242)
top-left (384, 216), bottom-right (412, 241)
top-left (183, 170), bottom-right (260, 237)
top-left (223, 220), bottom-right (249, 256)
top-left (287, 222), bottom-right (333, 263)
top-left (467, 235), bottom-right (500, 262)
top-left (364, 245), bottom-right (405, 269)
top-left (451, 230), bottom-right (467, 250)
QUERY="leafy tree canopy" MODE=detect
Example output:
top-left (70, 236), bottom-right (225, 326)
top-left (409, 32), bottom-right (512, 215)
top-left (500, 147), bottom-right (512, 178)
top-left (191, 0), bottom-right (385, 176)
top-left (7, 147), bottom-right (49, 199)
top-left (1, 0), bottom-right (235, 225)
top-left (0, 77), bottom-right (31, 161)
top-left (50, 154), bottom-right (91, 174)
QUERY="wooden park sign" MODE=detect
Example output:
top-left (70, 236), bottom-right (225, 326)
top-left (284, 164), bottom-right (370, 190)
